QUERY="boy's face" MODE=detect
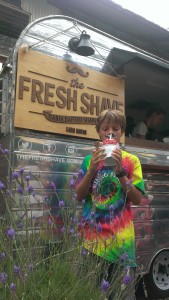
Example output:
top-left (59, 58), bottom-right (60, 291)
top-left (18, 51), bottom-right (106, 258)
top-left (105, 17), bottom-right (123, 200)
top-left (98, 121), bottom-right (123, 142)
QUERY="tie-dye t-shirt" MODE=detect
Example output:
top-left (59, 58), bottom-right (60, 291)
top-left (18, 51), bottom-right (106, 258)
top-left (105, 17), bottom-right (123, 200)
top-left (76, 150), bottom-right (145, 267)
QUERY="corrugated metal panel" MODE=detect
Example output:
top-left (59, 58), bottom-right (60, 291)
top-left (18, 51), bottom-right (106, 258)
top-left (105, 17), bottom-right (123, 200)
top-left (0, 2), bottom-right (30, 39)
top-left (0, 34), bottom-right (16, 57)
top-left (21, 0), bottom-right (62, 21)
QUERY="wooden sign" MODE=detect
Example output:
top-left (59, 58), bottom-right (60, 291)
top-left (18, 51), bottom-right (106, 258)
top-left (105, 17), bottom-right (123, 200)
top-left (15, 48), bottom-right (125, 140)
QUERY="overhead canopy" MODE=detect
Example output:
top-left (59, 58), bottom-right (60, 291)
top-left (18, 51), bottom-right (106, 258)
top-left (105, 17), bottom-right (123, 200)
top-left (0, 1), bottom-right (30, 38)
top-left (49, 0), bottom-right (169, 63)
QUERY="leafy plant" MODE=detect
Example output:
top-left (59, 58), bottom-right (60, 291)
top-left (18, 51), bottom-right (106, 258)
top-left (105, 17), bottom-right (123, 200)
top-left (0, 147), bottom-right (142, 300)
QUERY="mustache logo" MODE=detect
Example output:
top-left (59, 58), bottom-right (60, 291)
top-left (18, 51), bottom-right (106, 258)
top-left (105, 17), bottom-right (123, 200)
top-left (66, 66), bottom-right (89, 77)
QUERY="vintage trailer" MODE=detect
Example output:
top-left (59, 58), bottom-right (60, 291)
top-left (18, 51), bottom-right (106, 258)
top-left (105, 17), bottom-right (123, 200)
top-left (0, 16), bottom-right (169, 299)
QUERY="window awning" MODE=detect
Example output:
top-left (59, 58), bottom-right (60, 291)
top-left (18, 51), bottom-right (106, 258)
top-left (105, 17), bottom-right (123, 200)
top-left (0, 2), bottom-right (30, 38)
top-left (49, 0), bottom-right (169, 64)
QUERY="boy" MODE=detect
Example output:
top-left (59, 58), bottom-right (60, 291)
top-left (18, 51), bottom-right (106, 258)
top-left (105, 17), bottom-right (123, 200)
top-left (75, 109), bottom-right (145, 299)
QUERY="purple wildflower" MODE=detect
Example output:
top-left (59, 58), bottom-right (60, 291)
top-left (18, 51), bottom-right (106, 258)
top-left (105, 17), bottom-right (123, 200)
top-left (77, 232), bottom-right (81, 238)
top-left (79, 169), bottom-right (84, 175)
top-left (123, 274), bottom-right (132, 285)
top-left (69, 178), bottom-right (75, 187)
top-left (122, 166), bottom-right (127, 173)
top-left (101, 279), bottom-right (109, 292)
top-left (69, 228), bottom-right (74, 234)
top-left (48, 218), bottom-right (52, 225)
top-left (7, 227), bottom-right (15, 238)
top-left (0, 252), bottom-right (6, 259)
top-left (1, 148), bottom-right (5, 154)
top-left (10, 282), bottom-right (16, 291)
top-left (61, 226), bottom-right (65, 233)
top-left (6, 190), bottom-right (12, 196)
top-left (17, 186), bottom-right (24, 194)
top-left (0, 272), bottom-right (8, 283)
top-left (25, 175), bottom-right (30, 182)
top-left (27, 185), bottom-right (34, 193)
top-left (80, 221), bottom-right (86, 228)
top-left (89, 219), bottom-right (95, 227)
top-left (109, 210), bottom-right (114, 221)
top-left (109, 204), bottom-right (114, 211)
top-left (91, 211), bottom-right (95, 218)
top-left (19, 167), bottom-right (24, 174)
top-left (49, 181), bottom-right (56, 190)
top-left (126, 265), bottom-right (130, 271)
top-left (96, 222), bottom-right (102, 233)
top-left (82, 249), bottom-right (87, 256)
top-left (44, 196), bottom-right (48, 203)
top-left (126, 179), bottom-right (133, 190)
top-left (0, 181), bottom-right (5, 190)
top-left (13, 171), bottom-right (19, 179)
top-left (14, 265), bottom-right (20, 275)
top-left (2, 149), bottom-right (9, 155)
top-left (59, 200), bottom-right (65, 208)
top-left (72, 217), bottom-right (78, 224)
top-left (81, 199), bottom-right (85, 205)
top-left (28, 264), bottom-right (33, 272)
top-left (18, 223), bottom-right (23, 229)
top-left (121, 252), bottom-right (129, 263)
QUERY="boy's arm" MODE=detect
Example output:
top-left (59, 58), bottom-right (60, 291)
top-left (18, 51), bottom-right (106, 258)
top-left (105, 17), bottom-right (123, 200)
top-left (75, 148), bottom-right (106, 202)
top-left (117, 176), bottom-right (142, 205)
top-left (113, 149), bottom-right (144, 205)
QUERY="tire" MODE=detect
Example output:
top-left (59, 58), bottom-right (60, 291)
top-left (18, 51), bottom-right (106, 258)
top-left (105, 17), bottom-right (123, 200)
top-left (144, 250), bottom-right (169, 299)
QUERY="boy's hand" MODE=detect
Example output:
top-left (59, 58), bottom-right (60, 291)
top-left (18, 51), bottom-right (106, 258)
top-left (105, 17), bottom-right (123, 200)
top-left (89, 148), bottom-right (106, 174)
top-left (112, 148), bottom-right (123, 174)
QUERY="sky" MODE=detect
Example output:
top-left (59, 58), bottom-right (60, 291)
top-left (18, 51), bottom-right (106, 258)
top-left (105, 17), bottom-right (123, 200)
top-left (112, 0), bottom-right (169, 29)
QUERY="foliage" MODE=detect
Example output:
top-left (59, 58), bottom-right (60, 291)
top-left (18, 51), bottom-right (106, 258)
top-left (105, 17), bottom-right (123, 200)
top-left (0, 147), bottom-right (142, 300)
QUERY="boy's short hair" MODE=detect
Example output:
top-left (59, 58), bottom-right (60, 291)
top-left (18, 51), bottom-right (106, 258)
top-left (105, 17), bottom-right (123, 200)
top-left (146, 106), bottom-right (166, 118)
top-left (96, 109), bottom-right (126, 132)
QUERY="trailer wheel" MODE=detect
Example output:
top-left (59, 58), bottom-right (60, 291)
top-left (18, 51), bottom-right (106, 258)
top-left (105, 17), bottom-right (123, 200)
top-left (144, 250), bottom-right (169, 299)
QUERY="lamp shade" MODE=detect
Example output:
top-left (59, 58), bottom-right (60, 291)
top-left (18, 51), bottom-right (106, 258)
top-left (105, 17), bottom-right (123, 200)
top-left (76, 31), bottom-right (94, 56)
top-left (68, 31), bottom-right (95, 56)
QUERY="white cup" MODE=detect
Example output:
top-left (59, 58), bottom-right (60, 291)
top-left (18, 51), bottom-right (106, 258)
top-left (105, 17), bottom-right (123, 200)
top-left (104, 143), bottom-right (119, 166)
top-left (104, 143), bottom-right (119, 157)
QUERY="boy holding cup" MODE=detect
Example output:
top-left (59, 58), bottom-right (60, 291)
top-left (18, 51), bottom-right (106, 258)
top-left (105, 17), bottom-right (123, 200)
top-left (75, 109), bottom-right (145, 299)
